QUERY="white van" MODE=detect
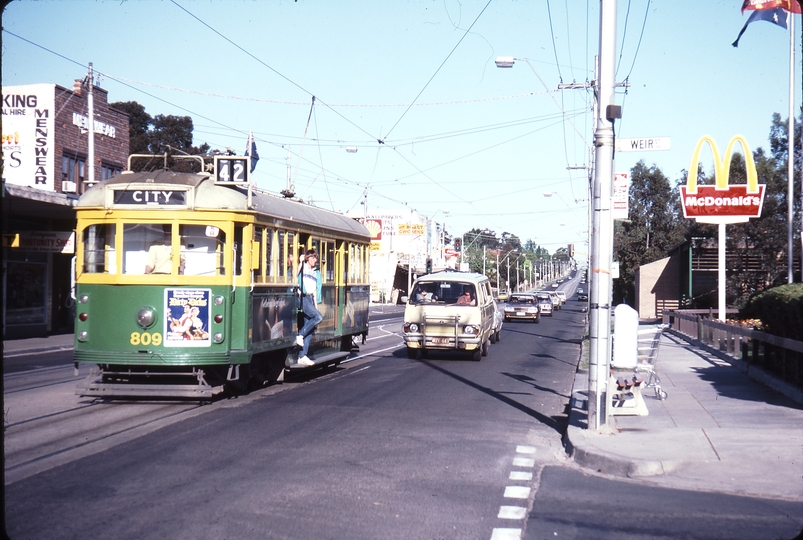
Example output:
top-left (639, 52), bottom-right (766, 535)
top-left (402, 272), bottom-right (496, 361)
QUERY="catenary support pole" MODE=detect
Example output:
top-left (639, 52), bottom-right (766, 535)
top-left (587, 0), bottom-right (617, 430)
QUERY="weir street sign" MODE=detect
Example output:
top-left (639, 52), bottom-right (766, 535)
top-left (680, 135), bottom-right (765, 224)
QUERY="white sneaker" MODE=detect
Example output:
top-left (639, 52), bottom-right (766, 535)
top-left (295, 335), bottom-right (304, 347)
top-left (297, 356), bottom-right (314, 366)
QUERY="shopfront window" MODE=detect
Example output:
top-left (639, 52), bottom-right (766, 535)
top-left (5, 257), bottom-right (47, 325)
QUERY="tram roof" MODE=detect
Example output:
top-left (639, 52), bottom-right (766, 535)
top-left (77, 169), bottom-right (370, 241)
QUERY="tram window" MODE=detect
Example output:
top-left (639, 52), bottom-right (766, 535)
top-left (234, 225), bottom-right (244, 276)
top-left (325, 242), bottom-right (335, 282)
top-left (265, 228), bottom-right (275, 282)
top-left (253, 228), bottom-right (264, 283)
top-left (278, 230), bottom-right (287, 282)
top-left (286, 231), bottom-right (296, 279)
top-left (123, 223), bottom-right (176, 275)
top-left (180, 224), bottom-right (224, 276)
top-left (82, 224), bottom-right (116, 274)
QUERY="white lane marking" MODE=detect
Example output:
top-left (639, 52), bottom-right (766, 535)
top-left (504, 486), bottom-right (531, 499)
top-left (516, 445), bottom-right (536, 454)
top-left (509, 471), bottom-right (532, 481)
top-left (490, 528), bottom-right (521, 540)
top-left (341, 342), bottom-right (403, 364)
top-left (498, 506), bottom-right (527, 520)
top-left (512, 457), bottom-right (535, 468)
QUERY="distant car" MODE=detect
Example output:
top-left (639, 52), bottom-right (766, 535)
top-left (577, 292), bottom-right (588, 301)
top-left (555, 291), bottom-right (567, 304)
top-left (490, 300), bottom-right (504, 343)
top-left (551, 282), bottom-right (559, 288)
top-left (503, 293), bottom-right (541, 323)
top-left (547, 291), bottom-right (562, 310)
top-left (535, 293), bottom-right (554, 316)
top-left (496, 292), bottom-right (509, 302)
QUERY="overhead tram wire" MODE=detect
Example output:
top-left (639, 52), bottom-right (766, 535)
top-left (615, 0), bottom-right (651, 137)
top-left (3, 28), bottom-right (419, 213)
top-left (545, 0), bottom-right (564, 83)
top-left (383, 0), bottom-right (495, 140)
top-left (168, 0), bottom-right (382, 145)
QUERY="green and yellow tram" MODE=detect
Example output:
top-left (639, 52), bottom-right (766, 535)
top-left (73, 154), bottom-right (371, 398)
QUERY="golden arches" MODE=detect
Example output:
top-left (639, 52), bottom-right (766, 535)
top-left (686, 135), bottom-right (759, 194)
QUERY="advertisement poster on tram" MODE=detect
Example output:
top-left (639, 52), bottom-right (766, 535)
top-left (252, 293), bottom-right (295, 342)
top-left (164, 288), bottom-right (211, 347)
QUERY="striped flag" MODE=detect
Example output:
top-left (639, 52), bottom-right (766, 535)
top-left (741, 0), bottom-right (801, 14)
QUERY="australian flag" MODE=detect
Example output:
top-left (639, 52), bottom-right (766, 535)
top-left (732, 7), bottom-right (791, 47)
top-left (245, 131), bottom-right (259, 173)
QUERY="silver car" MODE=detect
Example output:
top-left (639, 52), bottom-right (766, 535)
top-left (536, 293), bottom-right (554, 316)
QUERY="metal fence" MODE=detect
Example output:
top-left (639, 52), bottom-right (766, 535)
top-left (662, 309), bottom-right (803, 390)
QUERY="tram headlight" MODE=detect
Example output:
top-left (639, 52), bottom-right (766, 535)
top-left (136, 307), bottom-right (157, 329)
top-left (79, 295), bottom-right (89, 304)
top-left (213, 332), bottom-right (224, 343)
top-left (214, 296), bottom-right (225, 306)
top-left (77, 331), bottom-right (88, 342)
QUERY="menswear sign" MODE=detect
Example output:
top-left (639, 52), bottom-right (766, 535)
top-left (2, 84), bottom-right (56, 191)
top-left (680, 135), bottom-right (765, 224)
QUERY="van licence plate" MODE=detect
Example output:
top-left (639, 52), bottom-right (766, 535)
top-left (432, 337), bottom-right (450, 345)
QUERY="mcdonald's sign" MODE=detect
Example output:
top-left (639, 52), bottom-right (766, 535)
top-left (680, 135), bottom-right (766, 224)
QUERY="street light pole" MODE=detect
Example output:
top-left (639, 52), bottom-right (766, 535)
top-left (587, 0), bottom-right (618, 430)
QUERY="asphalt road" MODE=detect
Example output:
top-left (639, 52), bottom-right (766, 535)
top-left (5, 284), bottom-right (803, 540)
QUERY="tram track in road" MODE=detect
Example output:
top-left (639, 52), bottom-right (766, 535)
top-left (4, 310), bottom-right (406, 484)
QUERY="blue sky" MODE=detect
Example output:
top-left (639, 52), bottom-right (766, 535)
top-left (2, 0), bottom-right (800, 258)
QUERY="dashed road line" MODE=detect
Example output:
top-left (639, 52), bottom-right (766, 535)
top-left (491, 444), bottom-right (538, 540)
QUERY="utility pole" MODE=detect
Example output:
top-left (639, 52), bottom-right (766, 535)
top-left (86, 63), bottom-right (95, 186)
top-left (588, 0), bottom-right (618, 430)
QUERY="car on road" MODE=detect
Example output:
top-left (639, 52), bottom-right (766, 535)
top-left (535, 293), bottom-right (554, 316)
top-left (577, 292), bottom-right (588, 301)
top-left (503, 293), bottom-right (541, 323)
top-left (402, 272), bottom-right (496, 361)
top-left (490, 300), bottom-right (504, 342)
top-left (555, 291), bottom-right (567, 304)
top-left (547, 291), bottom-right (562, 310)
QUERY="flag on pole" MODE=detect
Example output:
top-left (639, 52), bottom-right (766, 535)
top-left (245, 131), bottom-right (259, 173)
top-left (741, 0), bottom-right (801, 14)
top-left (732, 7), bottom-right (791, 47)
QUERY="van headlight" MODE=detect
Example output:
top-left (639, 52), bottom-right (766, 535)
top-left (463, 325), bottom-right (478, 335)
top-left (403, 322), bottom-right (420, 333)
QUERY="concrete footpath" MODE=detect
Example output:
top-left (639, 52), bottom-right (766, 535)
top-left (565, 328), bottom-right (803, 502)
top-left (4, 328), bottom-right (803, 502)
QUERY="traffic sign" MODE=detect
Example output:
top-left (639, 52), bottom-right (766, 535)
top-left (615, 137), bottom-right (671, 152)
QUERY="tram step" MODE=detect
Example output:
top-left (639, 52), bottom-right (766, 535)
top-left (287, 350), bottom-right (351, 370)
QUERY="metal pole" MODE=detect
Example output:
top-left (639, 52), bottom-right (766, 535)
top-left (718, 223), bottom-right (727, 320)
top-left (87, 62), bottom-right (95, 186)
top-left (496, 250), bottom-right (500, 293)
top-left (788, 16), bottom-right (795, 283)
top-left (587, 0), bottom-right (617, 430)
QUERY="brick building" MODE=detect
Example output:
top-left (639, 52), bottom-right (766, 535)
top-left (2, 79), bottom-right (129, 338)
